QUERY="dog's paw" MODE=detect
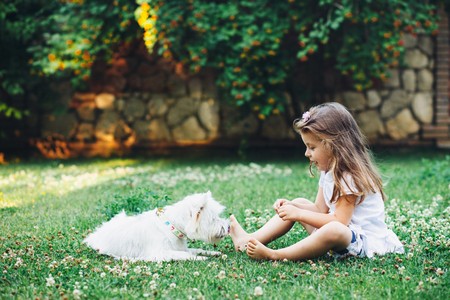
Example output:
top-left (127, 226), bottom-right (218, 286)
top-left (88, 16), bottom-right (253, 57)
top-left (205, 250), bottom-right (222, 256)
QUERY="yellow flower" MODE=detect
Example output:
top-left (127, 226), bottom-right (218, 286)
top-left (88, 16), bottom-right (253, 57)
top-left (258, 114), bottom-right (266, 120)
top-left (140, 11), bottom-right (149, 21)
top-left (268, 98), bottom-right (275, 104)
top-left (141, 2), bottom-right (150, 11)
top-left (48, 54), bottom-right (56, 62)
top-left (143, 22), bottom-right (153, 31)
top-left (82, 51), bottom-right (90, 61)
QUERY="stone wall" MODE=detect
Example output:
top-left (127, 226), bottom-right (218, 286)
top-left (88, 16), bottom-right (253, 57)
top-left (38, 30), bottom-right (449, 156)
top-left (339, 33), bottom-right (436, 144)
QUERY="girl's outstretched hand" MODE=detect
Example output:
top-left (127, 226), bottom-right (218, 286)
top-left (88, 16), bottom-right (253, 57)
top-left (273, 198), bottom-right (290, 212)
top-left (277, 203), bottom-right (302, 222)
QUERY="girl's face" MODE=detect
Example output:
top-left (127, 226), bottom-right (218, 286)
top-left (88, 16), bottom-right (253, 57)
top-left (300, 132), bottom-right (332, 172)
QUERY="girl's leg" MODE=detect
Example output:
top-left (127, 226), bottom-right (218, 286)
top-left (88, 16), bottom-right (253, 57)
top-left (230, 198), bottom-right (318, 251)
top-left (229, 214), bottom-right (294, 251)
top-left (289, 198), bottom-right (321, 235)
top-left (246, 221), bottom-right (352, 261)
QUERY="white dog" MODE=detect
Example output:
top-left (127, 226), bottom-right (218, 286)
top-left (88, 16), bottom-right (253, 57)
top-left (83, 191), bottom-right (229, 262)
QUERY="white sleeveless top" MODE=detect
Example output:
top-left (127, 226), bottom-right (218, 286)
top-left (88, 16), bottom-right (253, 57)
top-left (319, 171), bottom-right (404, 258)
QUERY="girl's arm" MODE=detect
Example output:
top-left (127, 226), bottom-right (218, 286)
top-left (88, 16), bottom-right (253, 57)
top-left (287, 187), bottom-right (329, 213)
top-left (278, 194), bottom-right (357, 228)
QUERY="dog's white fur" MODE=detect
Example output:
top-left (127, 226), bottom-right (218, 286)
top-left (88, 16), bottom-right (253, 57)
top-left (83, 191), bottom-right (229, 262)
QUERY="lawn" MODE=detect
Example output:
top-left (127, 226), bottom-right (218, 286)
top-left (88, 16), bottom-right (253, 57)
top-left (0, 149), bottom-right (448, 299)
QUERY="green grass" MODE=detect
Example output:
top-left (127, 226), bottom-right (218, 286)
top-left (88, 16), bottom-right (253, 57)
top-left (0, 149), bottom-right (449, 299)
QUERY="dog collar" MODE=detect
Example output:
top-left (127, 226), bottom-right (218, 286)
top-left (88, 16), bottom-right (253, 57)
top-left (156, 208), bottom-right (187, 240)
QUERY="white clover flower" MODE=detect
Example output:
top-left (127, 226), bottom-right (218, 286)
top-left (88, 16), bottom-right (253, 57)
top-left (100, 272), bottom-right (106, 278)
top-left (14, 258), bottom-right (23, 268)
top-left (217, 270), bottom-right (226, 279)
top-left (152, 273), bottom-right (160, 279)
top-left (169, 283), bottom-right (176, 288)
top-left (221, 254), bottom-right (228, 260)
top-left (193, 271), bottom-right (200, 276)
top-left (436, 268), bottom-right (445, 276)
top-left (46, 274), bottom-right (55, 287)
top-left (134, 266), bottom-right (142, 274)
top-left (254, 286), bottom-right (263, 296)
top-left (149, 280), bottom-right (157, 290)
top-left (73, 289), bottom-right (82, 300)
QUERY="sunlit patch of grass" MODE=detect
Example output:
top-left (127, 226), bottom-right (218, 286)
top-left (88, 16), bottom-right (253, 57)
top-left (0, 191), bottom-right (17, 209)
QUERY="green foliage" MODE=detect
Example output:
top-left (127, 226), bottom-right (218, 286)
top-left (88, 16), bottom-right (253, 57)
top-left (0, 0), bottom-right (140, 120)
top-left (28, 0), bottom-right (141, 88)
top-left (0, 0), bottom-right (45, 120)
top-left (0, 0), bottom-right (443, 121)
top-left (419, 156), bottom-right (450, 181)
top-left (136, 0), bottom-right (440, 117)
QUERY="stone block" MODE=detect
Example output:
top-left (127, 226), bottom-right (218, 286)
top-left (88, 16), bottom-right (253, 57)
top-left (386, 109), bottom-right (420, 140)
top-left (198, 99), bottom-right (220, 137)
top-left (342, 91), bottom-right (366, 111)
top-left (417, 69), bottom-right (433, 91)
top-left (404, 49), bottom-right (428, 68)
top-left (402, 70), bottom-right (416, 92)
top-left (381, 89), bottom-right (411, 119)
top-left (412, 93), bottom-right (433, 124)
top-left (172, 117), bottom-right (207, 141)
top-left (95, 93), bottom-right (115, 110)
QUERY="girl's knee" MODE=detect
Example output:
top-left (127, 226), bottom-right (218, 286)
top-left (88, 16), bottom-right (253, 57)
top-left (291, 198), bottom-right (312, 205)
top-left (319, 222), bottom-right (352, 244)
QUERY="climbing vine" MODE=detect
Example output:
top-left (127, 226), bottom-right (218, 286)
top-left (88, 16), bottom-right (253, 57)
top-left (0, 0), bottom-right (442, 121)
top-left (135, 0), bottom-right (439, 118)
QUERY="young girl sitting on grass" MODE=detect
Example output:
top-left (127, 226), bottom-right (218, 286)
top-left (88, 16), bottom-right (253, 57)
top-left (230, 102), bottom-right (404, 261)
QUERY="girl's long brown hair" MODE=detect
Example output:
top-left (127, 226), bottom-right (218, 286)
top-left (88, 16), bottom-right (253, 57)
top-left (294, 102), bottom-right (385, 203)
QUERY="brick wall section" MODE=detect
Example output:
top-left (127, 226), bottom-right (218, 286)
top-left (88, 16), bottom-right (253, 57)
top-left (424, 7), bottom-right (450, 148)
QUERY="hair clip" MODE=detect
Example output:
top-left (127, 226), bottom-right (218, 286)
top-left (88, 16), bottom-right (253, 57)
top-left (302, 111), bottom-right (311, 122)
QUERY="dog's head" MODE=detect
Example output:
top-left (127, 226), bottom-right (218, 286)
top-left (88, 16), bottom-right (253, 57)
top-left (177, 191), bottom-right (229, 244)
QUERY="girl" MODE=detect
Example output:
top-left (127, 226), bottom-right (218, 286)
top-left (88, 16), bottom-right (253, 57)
top-left (230, 102), bottom-right (404, 261)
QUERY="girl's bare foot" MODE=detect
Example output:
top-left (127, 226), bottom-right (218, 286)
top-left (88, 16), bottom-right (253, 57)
top-left (246, 238), bottom-right (278, 261)
top-left (229, 215), bottom-right (252, 252)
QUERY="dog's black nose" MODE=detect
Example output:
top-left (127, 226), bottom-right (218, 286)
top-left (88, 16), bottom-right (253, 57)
top-left (217, 227), bottom-right (228, 238)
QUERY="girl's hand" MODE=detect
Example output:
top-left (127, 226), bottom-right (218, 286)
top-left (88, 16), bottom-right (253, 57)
top-left (273, 199), bottom-right (290, 212)
top-left (277, 204), bottom-right (302, 222)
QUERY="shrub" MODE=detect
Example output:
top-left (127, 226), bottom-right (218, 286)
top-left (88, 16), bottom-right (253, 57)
top-left (135, 0), bottom-right (439, 117)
